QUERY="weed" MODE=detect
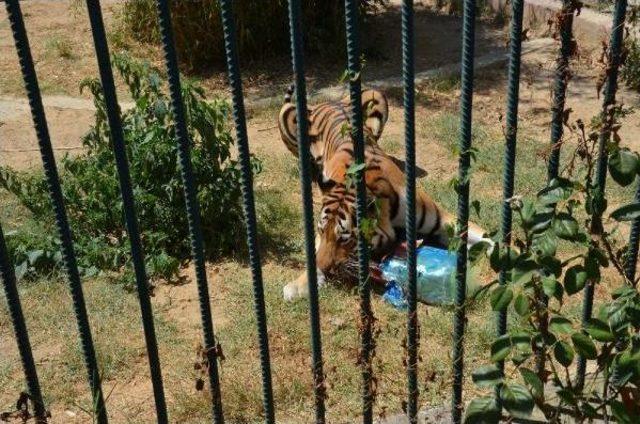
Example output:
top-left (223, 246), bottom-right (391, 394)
top-left (43, 36), bottom-right (74, 60)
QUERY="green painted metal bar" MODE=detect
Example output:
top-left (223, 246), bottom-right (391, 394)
top-left (344, 0), bottom-right (375, 422)
top-left (4, 1), bottom-right (107, 421)
top-left (401, 1), bottom-right (419, 422)
top-left (216, 0), bottom-right (276, 422)
top-left (625, 181), bottom-right (640, 282)
top-left (547, 0), bottom-right (576, 181)
top-left (496, 0), bottom-right (525, 394)
top-left (153, 1), bottom-right (224, 421)
top-left (286, 1), bottom-right (326, 422)
top-left (0, 224), bottom-right (48, 422)
top-left (577, 0), bottom-right (628, 390)
top-left (451, 0), bottom-right (477, 422)
top-left (83, 1), bottom-right (168, 421)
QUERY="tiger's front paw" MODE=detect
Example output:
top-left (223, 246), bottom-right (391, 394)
top-left (283, 270), bottom-right (326, 301)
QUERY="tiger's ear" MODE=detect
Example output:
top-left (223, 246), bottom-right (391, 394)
top-left (361, 89), bottom-right (389, 140)
top-left (341, 89), bottom-right (389, 140)
top-left (278, 103), bottom-right (315, 158)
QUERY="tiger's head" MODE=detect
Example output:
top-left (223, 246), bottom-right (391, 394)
top-left (315, 187), bottom-right (357, 276)
top-left (314, 183), bottom-right (388, 280)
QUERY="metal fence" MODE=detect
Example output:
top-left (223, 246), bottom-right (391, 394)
top-left (0, 0), bottom-right (634, 423)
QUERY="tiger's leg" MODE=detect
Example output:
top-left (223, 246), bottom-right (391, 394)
top-left (283, 234), bottom-right (327, 301)
top-left (431, 209), bottom-right (494, 251)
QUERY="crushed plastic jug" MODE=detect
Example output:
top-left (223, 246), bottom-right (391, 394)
top-left (380, 245), bottom-right (458, 306)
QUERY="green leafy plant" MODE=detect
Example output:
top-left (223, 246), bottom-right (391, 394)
top-left (0, 53), bottom-right (259, 286)
top-left (465, 109), bottom-right (640, 422)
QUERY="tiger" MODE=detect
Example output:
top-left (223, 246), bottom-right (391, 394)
top-left (278, 87), bottom-right (492, 301)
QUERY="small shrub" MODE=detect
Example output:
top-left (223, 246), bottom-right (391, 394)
top-left (44, 36), bottom-right (74, 60)
top-left (0, 54), bottom-right (260, 286)
top-left (464, 106), bottom-right (640, 423)
top-left (117, 0), bottom-right (387, 71)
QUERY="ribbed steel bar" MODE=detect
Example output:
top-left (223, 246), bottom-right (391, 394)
top-left (496, 0), bottom-right (525, 386)
top-left (217, 0), bottom-right (275, 422)
top-left (153, 1), bottom-right (224, 421)
top-left (547, 0), bottom-right (576, 181)
top-left (286, 1), bottom-right (326, 422)
top-left (537, 0), bottom-right (577, 378)
top-left (0, 224), bottom-right (47, 422)
top-left (577, 0), bottom-right (628, 390)
top-left (401, 1), bottom-right (418, 423)
top-left (625, 181), bottom-right (640, 282)
top-left (344, 1), bottom-right (375, 422)
top-left (84, 1), bottom-right (168, 422)
top-left (4, 1), bottom-right (108, 422)
top-left (451, 0), bottom-right (477, 423)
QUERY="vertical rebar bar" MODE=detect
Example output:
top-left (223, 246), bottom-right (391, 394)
top-left (577, 0), bottom-right (628, 390)
top-left (286, 1), bottom-right (326, 422)
top-left (344, 1), bottom-right (375, 422)
top-left (537, 0), bottom-right (578, 378)
top-left (217, 0), bottom-right (275, 422)
top-left (83, 1), bottom-right (168, 421)
top-left (496, 0), bottom-right (525, 392)
top-left (153, 1), bottom-right (224, 421)
top-left (547, 0), bottom-right (576, 181)
top-left (401, 1), bottom-right (419, 422)
top-left (0, 224), bottom-right (48, 423)
top-left (4, 1), bottom-right (107, 421)
top-left (451, 0), bottom-right (477, 423)
top-left (625, 181), bottom-right (640, 282)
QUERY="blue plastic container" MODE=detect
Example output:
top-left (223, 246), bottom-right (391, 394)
top-left (380, 246), bottom-right (457, 306)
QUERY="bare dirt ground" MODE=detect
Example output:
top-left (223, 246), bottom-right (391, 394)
top-left (2, 1), bottom-right (640, 423)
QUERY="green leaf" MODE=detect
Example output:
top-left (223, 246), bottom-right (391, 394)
top-left (463, 397), bottom-right (500, 424)
top-left (512, 260), bottom-right (538, 285)
top-left (519, 368), bottom-right (543, 400)
top-left (580, 402), bottom-right (598, 419)
top-left (564, 265), bottom-right (587, 295)
top-left (611, 400), bottom-right (634, 424)
top-left (537, 178), bottom-right (573, 205)
top-left (553, 213), bottom-right (579, 240)
top-left (557, 388), bottom-right (578, 406)
top-left (549, 316), bottom-right (573, 334)
top-left (585, 318), bottom-right (615, 342)
top-left (491, 335), bottom-right (512, 362)
top-left (554, 341), bottom-right (574, 367)
top-left (346, 162), bottom-right (366, 175)
top-left (514, 293), bottom-right (530, 316)
top-left (511, 332), bottom-right (532, 352)
top-left (500, 383), bottom-right (534, 418)
top-left (471, 364), bottom-right (503, 388)
top-left (471, 200), bottom-right (482, 218)
top-left (530, 211), bottom-right (553, 234)
top-left (490, 286), bottom-right (513, 312)
top-left (609, 148), bottom-right (639, 187)
top-left (468, 240), bottom-right (491, 264)
top-left (571, 332), bottom-right (597, 359)
top-left (532, 231), bottom-right (557, 257)
top-left (542, 277), bottom-right (563, 303)
top-left (610, 202), bottom-right (640, 221)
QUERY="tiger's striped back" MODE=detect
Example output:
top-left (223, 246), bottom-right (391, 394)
top-left (278, 87), bottom-right (389, 180)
